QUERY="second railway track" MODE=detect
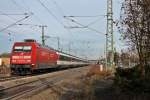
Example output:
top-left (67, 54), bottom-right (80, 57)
top-left (0, 66), bottom-right (89, 100)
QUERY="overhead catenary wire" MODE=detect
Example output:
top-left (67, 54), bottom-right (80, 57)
top-left (64, 15), bottom-right (105, 26)
top-left (49, 0), bottom-right (106, 35)
top-left (37, 0), bottom-right (65, 27)
top-left (38, 0), bottom-right (75, 49)
top-left (11, 0), bottom-right (25, 12)
top-left (0, 11), bottom-right (17, 22)
top-left (64, 17), bottom-right (105, 35)
top-left (0, 11), bottom-right (30, 23)
top-left (0, 14), bottom-right (32, 41)
top-left (50, 0), bottom-right (65, 16)
top-left (0, 13), bottom-right (29, 15)
top-left (0, 11), bottom-right (33, 34)
top-left (64, 15), bottom-right (106, 18)
top-left (0, 26), bottom-right (24, 42)
top-left (22, 0), bottom-right (44, 25)
top-left (49, 0), bottom-right (106, 57)
top-left (16, 23), bottom-right (46, 33)
top-left (11, 0), bottom-right (43, 25)
top-left (11, 0), bottom-right (33, 17)
top-left (49, 0), bottom-right (73, 34)
top-left (8, 0), bottom-right (44, 33)
top-left (10, 0), bottom-right (40, 33)
top-left (86, 17), bottom-right (104, 27)
top-left (73, 19), bottom-right (103, 34)
top-left (0, 0), bottom-right (32, 29)
top-left (0, 16), bottom-right (30, 32)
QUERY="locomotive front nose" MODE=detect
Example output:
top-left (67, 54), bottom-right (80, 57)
top-left (11, 55), bottom-right (32, 64)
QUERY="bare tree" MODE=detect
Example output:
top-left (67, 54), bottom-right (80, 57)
top-left (119, 0), bottom-right (150, 77)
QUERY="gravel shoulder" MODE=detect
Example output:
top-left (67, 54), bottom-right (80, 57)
top-left (20, 65), bottom-right (114, 100)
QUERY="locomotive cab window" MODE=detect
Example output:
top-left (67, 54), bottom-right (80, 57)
top-left (14, 46), bottom-right (32, 52)
top-left (14, 46), bottom-right (23, 52)
top-left (23, 46), bottom-right (32, 52)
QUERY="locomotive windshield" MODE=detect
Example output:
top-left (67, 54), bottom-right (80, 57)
top-left (14, 46), bottom-right (32, 52)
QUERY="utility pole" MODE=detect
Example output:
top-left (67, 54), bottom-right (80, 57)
top-left (106, 0), bottom-right (114, 68)
top-left (57, 37), bottom-right (60, 51)
top-left (39, 25), bottom-right (47, 46)
top-left (17, 24), bottom-right (47, 46)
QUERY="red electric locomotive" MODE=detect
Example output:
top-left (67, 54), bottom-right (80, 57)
top-left (10, 39), bottom-right (88, 75)
top-left (10, 39), bottom-right (59, 75)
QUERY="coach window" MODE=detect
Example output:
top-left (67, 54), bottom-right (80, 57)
top-left (60, 55), bottom-right (66, 61)
top-left (60, 55), bottom-right (71, 61)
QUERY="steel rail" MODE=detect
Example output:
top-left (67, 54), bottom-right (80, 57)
top-left (1, 72), bottom-right (72, 100)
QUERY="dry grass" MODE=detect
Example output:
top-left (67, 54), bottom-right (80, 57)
top-left (86, 64), bottom-right (112, 78)
top-left (0, 67), bottom-right (11, 77)
top-left (0, 58), bottom-right (11, 77)
top-left (0, 57), bottom-right (10, 66)
top-left (58, 76), bottom-right (95, 100)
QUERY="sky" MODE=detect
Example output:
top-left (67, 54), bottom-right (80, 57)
top-left (0, 0), bottom-right (123, 60)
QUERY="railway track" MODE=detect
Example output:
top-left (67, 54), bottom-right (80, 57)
top-left (0, 76), bottom-right (26, 82)
top-left (0, 66), bottom-right (89, 100)
top-left (0, 65), bottom-right (85, 82)
top-left (1, 76), bottom-right (66, 100)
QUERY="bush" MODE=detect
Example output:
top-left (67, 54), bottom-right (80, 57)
top-left (0, 53), bottom-right (10, 58)
top-left (114, 65), bottom-right (146, 93)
